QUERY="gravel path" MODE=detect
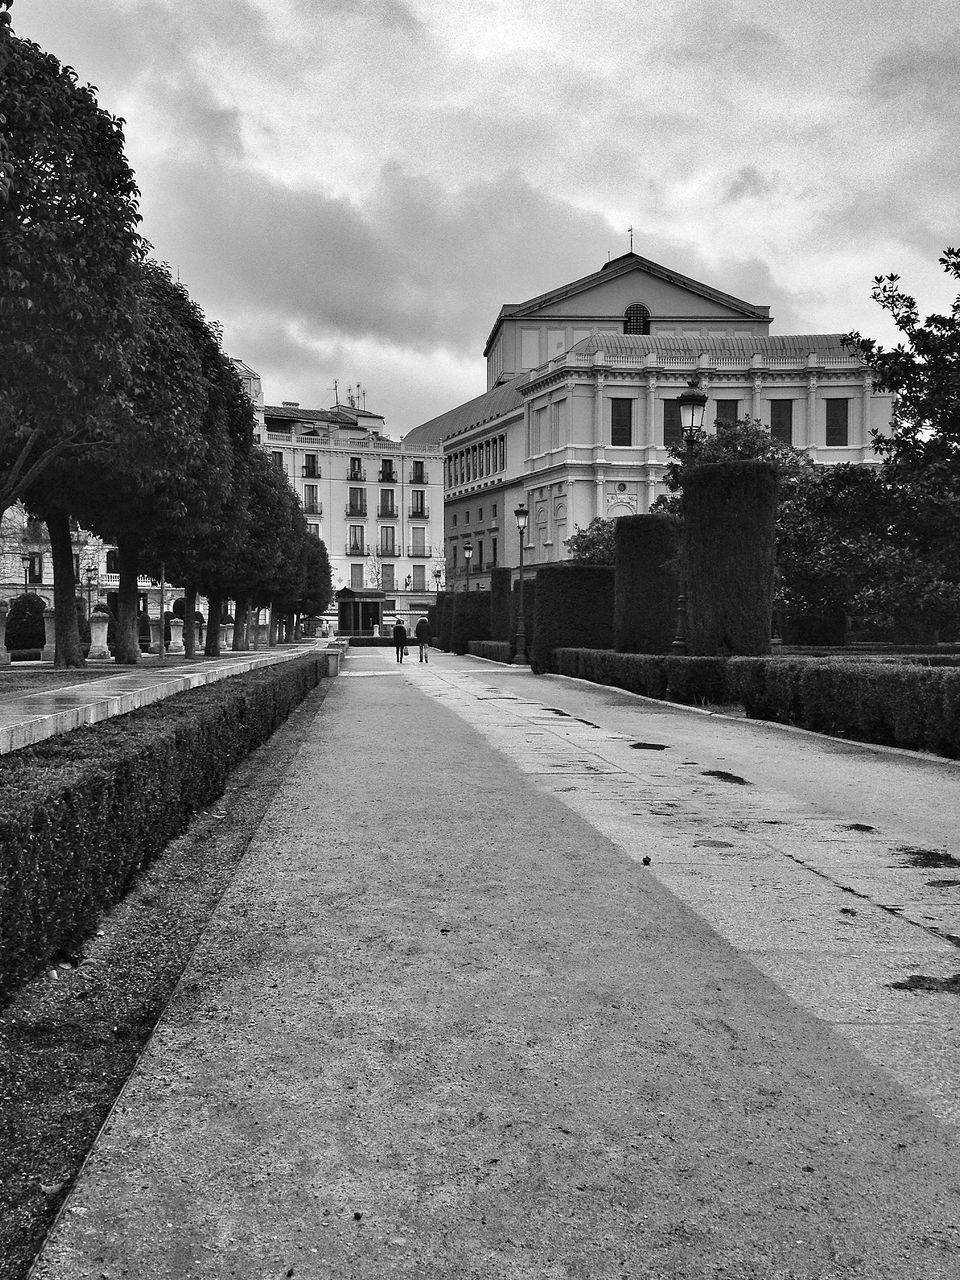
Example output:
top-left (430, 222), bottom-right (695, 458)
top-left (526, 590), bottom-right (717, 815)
top-left (30, 649), bottom-right (960, 1279)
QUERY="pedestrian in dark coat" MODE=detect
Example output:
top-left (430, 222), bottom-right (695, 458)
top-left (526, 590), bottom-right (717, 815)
top-left (414, 616), bottom-right (432, 662)
top-left (393, 620), bottom-right (408, 663)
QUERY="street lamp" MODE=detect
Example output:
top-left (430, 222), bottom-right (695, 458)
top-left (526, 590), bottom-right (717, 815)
top-left (434, 566), bottom-right (442, 611)
top-left (512, 503), bottom-right (528, 665)
top-left (671, 380), bottom-right (709, 653)
top-left (20, 552), bottom-right (30, 594)
top-left (463, 542), bottom-right (473, 593)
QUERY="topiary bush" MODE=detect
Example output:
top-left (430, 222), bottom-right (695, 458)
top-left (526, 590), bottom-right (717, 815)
top-left (450, 592), bottom-right (491, 655)
top-left (530, 564), bottom-right (614, 674)
top-left (5, 593), bottom-right (45, 651)
top-left (490, 567), bottom-right (512, 641)
top-left (683, 459), bottom-right (777, 655)
top-left (437, 592), bottom-right (455, 651)
top-left (614, 514), bottom-right (680, 653)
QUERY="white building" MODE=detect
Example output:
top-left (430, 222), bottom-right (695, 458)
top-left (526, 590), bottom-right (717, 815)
top-left (404, 251), bottom-right (895, 589)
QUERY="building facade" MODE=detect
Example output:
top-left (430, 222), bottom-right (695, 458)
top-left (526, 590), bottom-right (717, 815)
top-left (404, 252), bottom-right (895, 591)
top-left (234, 363), bottom-right (445, 633)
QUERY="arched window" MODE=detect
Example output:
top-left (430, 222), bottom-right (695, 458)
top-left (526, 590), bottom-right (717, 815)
top-left (624, 303), bottom-right (650, 335)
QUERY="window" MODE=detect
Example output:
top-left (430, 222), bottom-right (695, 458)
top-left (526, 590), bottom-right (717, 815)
top-left (348, 487), bottom-right (366, 516)
top-left (411, 527), bottom-right (426, 554)
top-left (382, 563), bottom-right (395, 591)
top-left (624, 304), bottom-right (651, 335)
top-left (550, 400), bottom-right (562, 449)
top-left (826, 399), bottom-right (849, 446)
top-left (492, 503), bottom-right (498, 517)
top-left (348, 526), bottom-right (365, 553)
top-left (477, 539), bottom-right (484, 568)
top-left (303, 484), bottom-right (319, 515)
top-left (73, 554), bottom-right (80, 580)
top-left (465, 510), bottom-right (470, 524)
top-left (491, 537), bottom-right (498, 566)
top-left (532, 406), bottom-right (546, 453)
top-left (381, 526), bottom-right (396, 555)
top-left (484, 440), bottom-right (491, 474)
top-left (478, 507), bottom-right (483, 522)
top-left (379, 458), bottom-right (396, 482)
top-left (303, 453), bottom-right (319, 478)
top-left (452, 513), bottom-right (457, 527)
top-left (272, 451), bottom-right (285, 470)
top-left (715, 399), bottom-right (739, 428)
top-left (770, 400), bottom-right (793, 445)
top-left (348, 456), bottom-right (364, 480)
top-left (611, 398), bottom-right (632, 447)
top-left (411, 489), bottom-right (426, 517)
top-left (106, 550), bottom-right (119, 574)
top-left (307, 523), bottom-right (320, 539)
top-left (350, 563), bottom-right (364, 589)
top-left (412, 565), bottom-right (426, 590)
top-left (663, 399), bottom-right (682, 449)
top-left (379, 489), bottom-right (395, 517)
top-left (412, 459), bottom-right (425, 483)
top-left (451, 544), bottom-right (458, 570)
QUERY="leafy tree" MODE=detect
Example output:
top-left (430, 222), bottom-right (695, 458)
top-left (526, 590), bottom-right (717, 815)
top-left (564, 517), bottom-right (616, 565)
top-left (0, 33), bottom-right (141, 512)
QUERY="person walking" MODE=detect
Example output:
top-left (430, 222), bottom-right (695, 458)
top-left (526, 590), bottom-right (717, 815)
top-left (414, 615), bottom-right (432, 663)
top-left (393, 618), bottom-right (408, 664)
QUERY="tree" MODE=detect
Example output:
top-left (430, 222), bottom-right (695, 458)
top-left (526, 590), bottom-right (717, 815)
top-left (564, 517), bottom-right (617, 565)
top-left (0, 34), bottom-right (141, 513)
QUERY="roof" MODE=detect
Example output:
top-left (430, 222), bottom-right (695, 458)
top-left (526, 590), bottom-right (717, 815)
top-left (264, 405), bottom-right (345, 425)
top-left (561, 332), bottom-right (853, 359)
top-left (403, 374), bottom-right (526, 447)
top-left (483, 251), bottom-right (770, 356)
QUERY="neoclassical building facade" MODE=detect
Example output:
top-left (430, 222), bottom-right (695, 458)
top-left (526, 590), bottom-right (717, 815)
top-left (404, 252), bottom-right (894, 589)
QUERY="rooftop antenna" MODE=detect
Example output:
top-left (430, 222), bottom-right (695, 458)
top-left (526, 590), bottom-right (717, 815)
top-left (628, 225), bottom-right (634, 253)
top-left (331, 378), bottom-right (340, 406)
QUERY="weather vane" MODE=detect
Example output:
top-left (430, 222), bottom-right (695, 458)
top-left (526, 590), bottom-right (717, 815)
top-left (627, 225), bottom-right (634, 253)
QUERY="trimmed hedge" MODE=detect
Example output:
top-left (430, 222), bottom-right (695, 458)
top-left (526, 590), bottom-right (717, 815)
top-left (468, 640), bottom-right (513, 663)
top-left (683, 459), bottom-right (777, 655)
top-left (0, 654), bottom-right (326, 1005)
top-left (614, 514), bottom-right (680, 653)
top-left (554, 649), bottom-right (727, 705)
top-left (530, 565), bottom-right (614, 674)
top-left (451, 592), bottom-right (491, 655)
top-left (345, 636), bottom-right (394, 647)
top-left (490, 567), bottom-right (513, 642)
top-left (437, 592), bottom-right (455, 652)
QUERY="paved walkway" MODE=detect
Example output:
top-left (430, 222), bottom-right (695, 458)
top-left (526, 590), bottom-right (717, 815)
top-left (0, 644), bottom-right (323, 754)
top-left (29, 647), bottom-right (960, 1278)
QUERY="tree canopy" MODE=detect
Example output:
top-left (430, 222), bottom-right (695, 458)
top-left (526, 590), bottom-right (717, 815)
top-left (564, 517), bottom-right (617, 565)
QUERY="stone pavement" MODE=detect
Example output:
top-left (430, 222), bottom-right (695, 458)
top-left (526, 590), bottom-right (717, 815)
top-left (28, 645), bottom-right (960, 1279)
top-left (0, 644), bottom-right (326, 755)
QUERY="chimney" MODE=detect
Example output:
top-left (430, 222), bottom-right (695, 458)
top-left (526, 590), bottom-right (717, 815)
top-left (282, 400), bottom-right (300, 408)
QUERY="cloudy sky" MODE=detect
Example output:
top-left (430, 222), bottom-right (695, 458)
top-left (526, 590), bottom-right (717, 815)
top-left (13, 0), bottom-right (960, 434)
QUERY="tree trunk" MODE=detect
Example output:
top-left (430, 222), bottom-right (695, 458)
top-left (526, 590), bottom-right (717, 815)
top-left (45, 510), bottom-right (86, 668)
top-left (182, 587), bottom-right (198, 657)
top-left (268, 604), bottom-right (278, 646)
top-left (205, 594), bottom-right (222, 657)
top-left (232, 596), bottom-right (249, 650)
top-left (114, 537), bottom-right (141, 664)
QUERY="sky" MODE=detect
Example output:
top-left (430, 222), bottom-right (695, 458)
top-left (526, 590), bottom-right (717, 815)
top-left (12, 0), bottom-right (960, 436)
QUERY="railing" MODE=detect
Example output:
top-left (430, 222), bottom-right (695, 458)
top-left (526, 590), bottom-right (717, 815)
top-left (99, 573), bottom-right (156, 589)
top-left (345, 505), bottom-right (368, 517)
top-left (347, 469), bottom-right (366, 481)
top-left (302, 502), bottom-right (322, 515)
top-left (377, 505), bottom-right (398, 519)
top-left (378, 547), bottom-right (400, 558)
top-left (301, 466), bottom-right (321, 478)
top-left (409, 470), bottom-right (429, 484)
top-left (344, 543), bottom-right (369, 556)
top-left (408, 506), bottom-right (429, 519)
top-left (407, 545), bottom-right (432, 558)
top-left (552, 351), bottom-right (866, 372)
top-left (378, 471), bottom-right (398, 484)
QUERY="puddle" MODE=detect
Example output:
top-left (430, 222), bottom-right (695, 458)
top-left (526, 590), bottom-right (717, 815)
top-left (701, 770), bottom-right (751, 785)
top-left (576, 719), bottom-right (600, 728)
top-left (896, 846), bottom-right (960, 870)
top-left (888, 973), bottom-right (960, 995)
top-left (926, 879), bottom-right (960, 889)
top-left (693, 839), bottom-right (735, 849)
top-left (630, 742), bottom-right (668, 751)
top-left (846, 822), bottom-right (877, 833)
top-left (544, 708), bottom-right (570, 717)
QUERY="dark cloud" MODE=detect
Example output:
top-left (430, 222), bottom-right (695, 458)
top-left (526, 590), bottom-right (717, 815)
top-left (722, 166), bottom-right (775, 204)
top-left (868, 44), bottom-right (960, 117)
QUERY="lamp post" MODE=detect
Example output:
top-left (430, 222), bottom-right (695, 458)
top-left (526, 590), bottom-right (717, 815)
top-left (434, 566), bottom-right (442, 611)
top-left (20, 552), bottom-right (30, 594)
top-left (463, 542), bottom-right (473, 593)
top-left (512, 503), bottom-right (528, 665)
top-left (671, 380), bottom-right (709, 654)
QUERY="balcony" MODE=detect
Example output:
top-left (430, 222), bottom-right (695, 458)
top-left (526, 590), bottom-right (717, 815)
top-left (301, 466), bottom-right (321, 478)
top-left (378, 469), bottom-right (398, 484)
top-left (347, 468), bottom-right (366, 482)
top-left (409, 469), bottom-right (429, 484)
top-left (377, 505), bottom-right (398, 519)
top-left (345, 504), bottom-right (368, 518)
top-left (378, 546), bottom-right (400, 558)
top-left (345, 543), bottom-right (369, 556)
top-left (302, 501), bottom-right (322, 515)
top-left (408, 506), bottom-right (429, 519)
top-left (407, 544), bottom-right (432, 558)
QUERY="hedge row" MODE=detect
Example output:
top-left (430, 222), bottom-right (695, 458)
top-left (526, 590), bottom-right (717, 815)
top-left (553, 647), bottom-right (960, 757)
top-left (468, 641), bottom-right (513, 663)
top-left (530, 565), bottom-right (614, 674)
top-left (0, 654), bottom-right (326, 1004)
